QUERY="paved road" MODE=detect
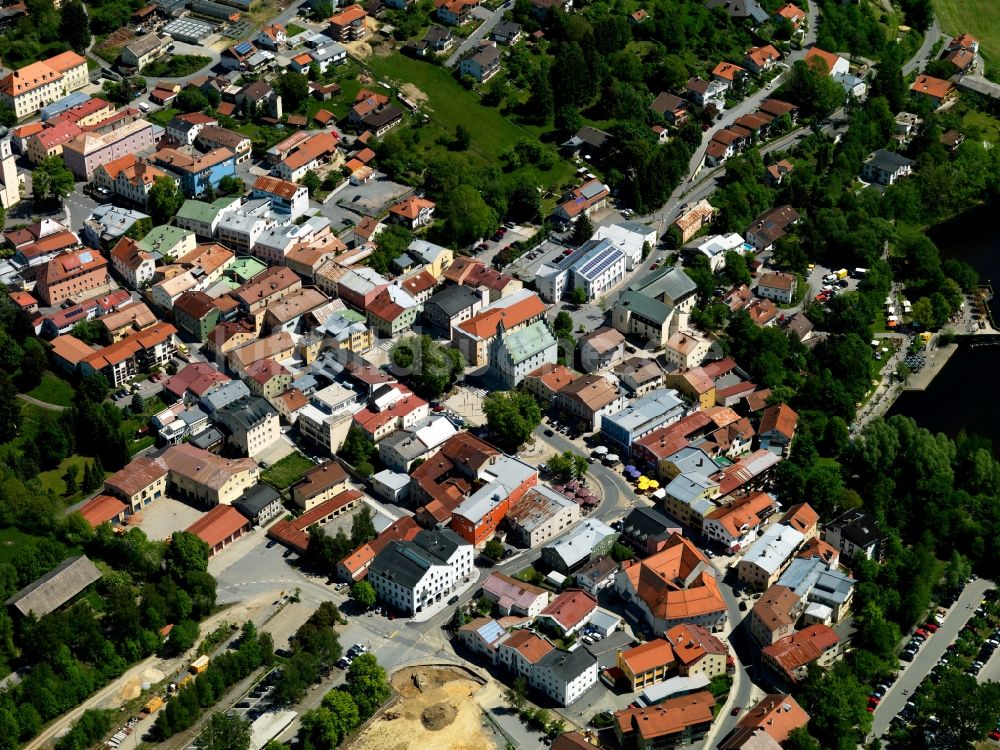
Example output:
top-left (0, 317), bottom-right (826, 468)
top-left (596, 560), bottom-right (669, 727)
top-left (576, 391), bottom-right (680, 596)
top-left (445, 1), bottom-right (514, 68)
top-left (684, 2), bottom-right (819, 181)
top-left (902, 18), bottom-right (943, 76)
top-left (871, 578), bottom-right (996, 738)
top-left (17, 393), bottom-right (66, 410)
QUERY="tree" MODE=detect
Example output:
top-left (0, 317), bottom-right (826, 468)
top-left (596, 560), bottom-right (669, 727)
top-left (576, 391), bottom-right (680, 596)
top-left (349, 581), bottom-right (376, 609)
top-left (62, 464), bottom-right (79, 495)
top-left (165, 531), bottom-right (210, 581)
top-left (389, 335), bottom-right (464, 399)
top-left (176, 87), bottom-right (208, 113)
top-left (59, 0), bottom-right (90, 53)
top-left (32, 156), bottom-right (75, 206)
top-left (784, 727), bottom-right (821, 750)
top-left (508, 182), bottom-right (540, 223)
top-left (553, 311), bottom-right (574, 340)
top-left (723, 251), bottom-right (753, 288)
top-left (527, 63), bottom-right (554, 123)
top-left (339, 426), bottom-right (376, 469)
top-left (503, 676), bottom-right (528, 711)
top-left (350, 505), bottom-right (376, 548)
top-left (301, 690), bottom-right (360, 748)
top-left (217, 175), bottom-right (244, 196)
top-left (147, 177), bottom-right (184, 226)
top-left (453, 124), bottom-right (471, 151)
top-left (483, 539), bottom-right (505, 560)
top-left (201, 712), bottom-right (251, 750)
top-left (438, 184), bottom-right (497, 245)
top-left (299, 170), bottom-right (322, 198)
top-left (0, 105), bottom-right (15, 127)
top-left (546, 451), bottom-right (588, 481)
top-left (483, 391), bottom-right (541, 452)
top-left (0, 374), bottom-right (19, 443)
top-left (345, 654), bottom-right (390, 718)
top-left (275, 73), bottom-right (309, 111)
top-left (160, 620), bottom-right (199, 657)
top-left (570, 215), bottom-right (593, 246)
top-left (570, 286), bottom-right (587, 305)
top-left (18, 338), bottom-right (48, 391)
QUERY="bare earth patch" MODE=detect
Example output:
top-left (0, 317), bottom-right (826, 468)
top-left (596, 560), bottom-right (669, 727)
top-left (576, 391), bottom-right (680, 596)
top-left (347, 666), bottom-right (495, 750)
top-left (399, 83), bottom-right (428, 106)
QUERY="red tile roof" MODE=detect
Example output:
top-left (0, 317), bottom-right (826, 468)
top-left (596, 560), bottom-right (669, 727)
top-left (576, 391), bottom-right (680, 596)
top-left (268, 489), bottom-right (363, 552)
top-left (186, 505), bottom-right (249, 549)
top-left (538, 589), bottom-right (597, 631)
top-left (78, 494), bottom-right (128, 528)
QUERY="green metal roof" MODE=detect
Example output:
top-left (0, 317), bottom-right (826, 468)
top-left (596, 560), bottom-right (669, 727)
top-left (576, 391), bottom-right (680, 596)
top-left (628, 266), bottom-right (697, 304)
top-left (226, 256), bottom-right (267, 283)
top-left (137, 225), bottom-right (193, 253)
top-left (177, 199), bottom-right (218, 224)
top-left (504, 319), bottom-right (556, 364)
top-left (615, 290), bottom-right (674, 326)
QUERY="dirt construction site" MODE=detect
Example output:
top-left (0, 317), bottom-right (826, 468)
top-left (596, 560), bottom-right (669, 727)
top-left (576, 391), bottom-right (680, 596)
top-left (347, 665), bottom-right (500, 750)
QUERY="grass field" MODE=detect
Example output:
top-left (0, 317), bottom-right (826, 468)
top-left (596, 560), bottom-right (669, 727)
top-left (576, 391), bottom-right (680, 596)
top-left (261, 452), bottom-right (315, 490)
top-left (934, 0), bottom-right (1000, 68)
top-left (26, 373), bottom-right (75, 407)
top-left (364, 53), bottom-right (576, 191)
top-left (285, 23), bottom-right (307, 37)
top-left (38, 455), bottom-right (93, 497)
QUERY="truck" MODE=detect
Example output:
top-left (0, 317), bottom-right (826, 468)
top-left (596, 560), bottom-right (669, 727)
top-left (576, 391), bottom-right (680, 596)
top-left (190, 655), bottom-right (210, 674)
top-left (853, 267), bottom-right (868, 278)
top-left (836, 268), bottom-right (849, 280)
top-left (143, 696), bottom-right (163, 714)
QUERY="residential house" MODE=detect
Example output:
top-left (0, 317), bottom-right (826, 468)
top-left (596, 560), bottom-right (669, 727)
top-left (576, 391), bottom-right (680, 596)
top-left (233, 483), bottom-right (283, 528)
top-left (272, 131), bottom-right (338, 182)
top-left (671, 200), bottom-right (715, 244)
top-left (615, 357), bottom-right (665, 396)
top-left (24, 121), bottom-right (82, 164)
top-left (541, 519), bottom-right (618, 574)
top-left (555, 374), bottom-right (626, 433)
top-left (329, 5), bottom-right (368, 41)
top-left (761, 624), bottom-right (840, 685)
top-left (256, 23), bottom-right (286, 49)
top-left (535, 589), bottom-right (598, 636)
top-left (109, 237), bottom-right (156, 290)
top-left (575, 556), bottom-right (618, 597)
top-left (175, 196), bottom-right (241, 237)
top-left (167, 112), bottom-right (218, 145)
top-left (492, 20), bottom-right (522, 45)
top-left (457, 618), bottom-right (509, 661)
top-left (378, 415), bottom-right (458, 472)
top-left (703, 491), bottom-right (777, 552)
top-left (459, 44), bottom-right (501, 83)
top-left (422, 285), bottom-right (485, 334)
top-left (723, 694), bottom-right (809, 748)
top-left (666, 623), bottom-right (728, 677)
top-left (153, 147), bottom-right (236, 197)
top-left (98, 302), bottom-right (158, 343)
top-left (823, 509), bottom-right (885, 561)
top-left (758, 402), bottom-right (798, 455)
top-left (805, 48), bottom-right (849, 77)
top-left (215, 395), bottom-right (280, 458)
top-left (197, 126), bottom-right (252, 165)
top-left (444, 257), bottom-right (521, 301)
top-left (553, 179), bottom-right (610, 225)
top-left (35, 248), bottom-right (110, 306)
top-left (496, 630), bottom-right (555, 679)
top-left (756, 272), bottom-right (797, 305)
top-left (749, 584), bottom-right (801, 646)
top-left (737, 523), bottom-right (805, 590)
top-left (614, 692), bottom-right (716, 750)
top-left (435, 0), bottom-right (478, 25)
top-left (778, 556), bottom-right (856, 623)
top-left (63, 119), bottom-right (157, 181)
top-left (685, 76), bottom-right (727, 108)
top-left (482, 572), bottom-right (549, 617)
top-left (745, 205), bottom-right (799, 252)
top-left (578, 327), bottom-right (625, 373)
top-left (352, 385), bottom-right (428, 443)
top-left (861, 149), bottom-right (914, 186)
top-left (388, 195), bottom-right (435, 229)
top-left (367, 529), bottom-right (474, 615)
top-left (530, 647), bottom-right (599, 706)
top-left (765, 159), bottom-right (793, 186)
top-left (745, 45), bottom-right (782, 74)
top-left (173, 291), bottom-right (225, 341)
top-left (522, 363), bottom-right (579, 407)
top-left (664, 330), bottom-right (712, 370)
top-left (502, 484), bottom-right (580, 547)
top-left (619, 506), bottom-right (681, 556)
top-left (615, 533), bottom-right (727, 634)
top-left (650, 92), bottom-right (688, 126)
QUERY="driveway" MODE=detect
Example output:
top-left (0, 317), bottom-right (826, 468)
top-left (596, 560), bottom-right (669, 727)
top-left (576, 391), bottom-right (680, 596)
top-left (871, 578), bottom-right (996, 738)
top-left (444, 1), bottom-right (514, 68)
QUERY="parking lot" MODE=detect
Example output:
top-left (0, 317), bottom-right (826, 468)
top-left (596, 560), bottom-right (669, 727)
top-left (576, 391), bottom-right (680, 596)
top-left (127, 495), bottom-right (205, 542)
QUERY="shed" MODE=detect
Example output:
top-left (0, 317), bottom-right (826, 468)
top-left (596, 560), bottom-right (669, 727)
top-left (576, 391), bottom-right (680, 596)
top-left (5, 556), bottom-right (102, 617)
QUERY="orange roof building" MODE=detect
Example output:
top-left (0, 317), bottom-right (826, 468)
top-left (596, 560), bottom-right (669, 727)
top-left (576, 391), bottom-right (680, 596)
top-left (336, 515), bottom-right (422, 581)
top-left (388, 195), bottom-right (436, 229)
top-left (781, 502), bottom-right (819, 541)
top-left (614, 692), bottom-right (716, 748)
top-left (616, 534), bottom-right (728, 633)
top-left (712, 62), bottom-right (745, 82)
top-left (78, 494), bottom-right (129, 528)
top-left (268, 489), bottom-right (363, 553)
top-left (617, 638), bottom-right (676, 690)
top-left (453, 290), bottom-right (546, 366)
top-left (703, 491), bottom-right (777, 552)
top-left (804, 48), bottom-right (848, 77)
top-left (735, 693), bottom-right (809, 742)
top-left (523, 363), bottom-right (579, 405)
top-left (666, 623), bottom-right (729, 678)
top-left (536, 589), bottom-right (598, 636)
top-left (186, 505), bottom-right (250, 557)
top-left (36, 247), bottom-right (109, 307)
top-left (775, 3), bottom-right (805, 26)
top-left (761, 624), bottom-right (840, 684)
top-left (496, 630), bottom-right (556, 678)
top-left (910, 74), bottom-right (955, 105)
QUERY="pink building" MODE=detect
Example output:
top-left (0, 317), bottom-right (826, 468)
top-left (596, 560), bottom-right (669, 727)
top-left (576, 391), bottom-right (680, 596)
top-left (62, 119), bottom-right (155, 180)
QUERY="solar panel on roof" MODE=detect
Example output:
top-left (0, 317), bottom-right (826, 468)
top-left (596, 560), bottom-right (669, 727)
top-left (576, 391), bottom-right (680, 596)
top-left (477, 619), bottom-right (505, 643)
top-left (79, 251), bottom-right (93, 263)
top-left (234, 41), bottom-right (254, 54)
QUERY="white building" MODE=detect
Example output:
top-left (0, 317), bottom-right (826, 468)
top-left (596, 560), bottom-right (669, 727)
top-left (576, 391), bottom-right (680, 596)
top-left (489, 319), bottom-right (558, 388)
top-left (571, 239), bottom-right (627, 301)
top-left (737, 523), bottom-right (806, 591)
top-left (215, 395), bottom-right (281, 459)
top-left (592, 221), bottom-right (655, 271)
top-left (378, 415), bottom-right (458, 472)
top-left (366, 529), bottom-right (475, 616)
top-left (505, 485), bottom-right (581, 548)
top-left (756, 272), bottom-right (797, 305)
top-left (529, 648), bottom-right (599, 706)
top-left (684, 232), bottom-right (744, 273)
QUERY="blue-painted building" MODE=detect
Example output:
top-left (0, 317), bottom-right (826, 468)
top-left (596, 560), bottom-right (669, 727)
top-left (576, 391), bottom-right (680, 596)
top-left (154, 147), bottom-right (236, 198)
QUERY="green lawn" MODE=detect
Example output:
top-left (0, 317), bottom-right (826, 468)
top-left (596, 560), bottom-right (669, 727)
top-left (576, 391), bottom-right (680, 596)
top-left (261, 452), bottom-right (315, 490)
top-left (285, 22), bottom-right (307, 37)
top-left (26, 373), bottom-right (75, 407)
top-left (141, 54), bottom-right (212, 78)
top-left (934, 0), bottom-right (1000, 68)
top-left (39, 455), bottom-right (93, 497)
top-left (364, 52), bottom-right (576, 191)
top-left (147, 107), bottom-right (179, 127)
top-left (961, 108), bottom-right (1000, 142)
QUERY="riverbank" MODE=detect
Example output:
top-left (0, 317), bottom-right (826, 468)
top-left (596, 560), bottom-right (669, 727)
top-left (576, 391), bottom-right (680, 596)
top-left (904, 342), bottom-right (958, 390)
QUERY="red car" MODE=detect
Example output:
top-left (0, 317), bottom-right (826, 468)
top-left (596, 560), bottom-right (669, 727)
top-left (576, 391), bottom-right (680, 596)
top-left (866, 706), bottom-right (875, 713)
top-left (925, 622), bottom-right (939, 632)
top-left (989, 730), bottom-right (1000, 741)
top-left (915, 628), bottom-right (929, 637)
top-left (868, 696), bottom-right (880, 706)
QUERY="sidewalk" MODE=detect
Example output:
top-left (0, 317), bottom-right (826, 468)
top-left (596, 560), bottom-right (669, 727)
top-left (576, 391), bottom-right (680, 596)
top-left (410, 573), bottom-right (481, 624)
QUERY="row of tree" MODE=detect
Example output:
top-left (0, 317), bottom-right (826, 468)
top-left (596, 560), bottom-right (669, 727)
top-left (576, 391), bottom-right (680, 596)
top-left (298, 653), bottom-right (392, 749)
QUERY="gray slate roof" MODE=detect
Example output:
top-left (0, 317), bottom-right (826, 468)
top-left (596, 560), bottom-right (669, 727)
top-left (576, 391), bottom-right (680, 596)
top-left (425, 284), bottom-right (482, 317)
top-left (5, 556), bottom-right (102, 617)
top-left (368, 528), bottom-right (467, 588)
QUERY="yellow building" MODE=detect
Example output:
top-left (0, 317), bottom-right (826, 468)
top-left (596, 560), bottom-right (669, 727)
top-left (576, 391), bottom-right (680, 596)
top-left (0, 51), bottom-right (89, 119)
top-left (617, 639), bottom-right (676, 691)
